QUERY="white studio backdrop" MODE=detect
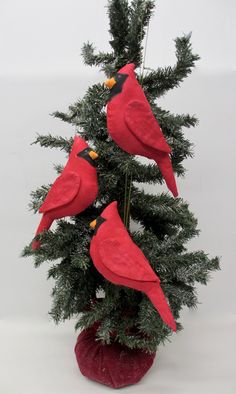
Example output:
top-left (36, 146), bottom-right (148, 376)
top-left (0, 1), bottom-right (235, 393)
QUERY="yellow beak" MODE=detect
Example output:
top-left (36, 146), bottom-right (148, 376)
top-left (90, 219), bottom-right (97, 229)
top-left (104, 77), bottom-right (116, 89)
top-left (88, 150), bottom-right (99, 160)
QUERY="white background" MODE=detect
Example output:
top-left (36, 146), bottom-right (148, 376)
top-left (0, 0), bottom-right (236, 393)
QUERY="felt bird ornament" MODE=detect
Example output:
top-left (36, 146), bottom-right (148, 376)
top-left (89, 201), bottom-right (176, 332)
top-left (32, 135), bottom-right (99, 250)
top-left (104, 63), bottom-right (178, 197)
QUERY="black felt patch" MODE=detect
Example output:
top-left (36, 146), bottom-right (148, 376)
top-left (108, 73), bottom-right (128, 101)
top-left (78, 148), bottom-right (97, 167)
top-left (94, 216), bottom-right (106, 235)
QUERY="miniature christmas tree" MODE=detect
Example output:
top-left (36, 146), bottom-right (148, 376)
top-left (23, 0), bottom-right (220, 388)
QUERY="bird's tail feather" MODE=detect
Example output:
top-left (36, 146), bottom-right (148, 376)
top-left (155, 153), bottom-right (178, 197)
top-left (147, 284), bottom-right (176, 332)
top-left (32, 214), bottom-right (53, 250)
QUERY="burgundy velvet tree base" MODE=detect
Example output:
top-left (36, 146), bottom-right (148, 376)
top-left (74, 325), bottom-right (156, 389)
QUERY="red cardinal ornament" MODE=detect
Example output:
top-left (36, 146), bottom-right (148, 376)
top-left (89, 201), bottom-right (176, 332)
top-left (32, 135), bottom-right (99, 250)
top-left (104, 63), bottom-right (178, 197)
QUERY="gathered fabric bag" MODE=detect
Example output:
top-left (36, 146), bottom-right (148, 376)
top-left (74, 324), bottom-right (156, 389)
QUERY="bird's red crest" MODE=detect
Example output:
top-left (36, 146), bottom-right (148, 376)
top-left (72, 135), bottom-right (89, 152)
top-left (118, 63), bottom-right (136, 75)
top-left (101, 201), bottom-right (118, 220)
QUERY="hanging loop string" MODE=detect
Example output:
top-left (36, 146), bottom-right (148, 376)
top-left (123, 12), bottom-right (150, 229)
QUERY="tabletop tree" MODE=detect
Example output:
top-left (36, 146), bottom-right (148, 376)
top-left (23, 0), bottom-right (220, 388)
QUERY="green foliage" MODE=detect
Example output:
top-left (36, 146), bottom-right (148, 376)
top-left (126, 0), bottom-right (155, 66)
top-left (142, 34), bottom-right (200, 99)
top-left (23, 0), bottom-right (220, 353)
top-left (107, 0), bottom-right (129, 67)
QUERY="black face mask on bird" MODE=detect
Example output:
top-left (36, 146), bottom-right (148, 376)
top-left (104, 73), bottom-right (128, 101)
top-left (90, 216), bottom-right (106, 235)
top-left (77, 147), bottom-right (99, 167)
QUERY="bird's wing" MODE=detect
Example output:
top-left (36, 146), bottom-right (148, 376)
top-left (39, 171), bottom-right (81, 213)
top-left (98, 238), bottom-right (157, 282)
top-left (125, 100), bottom-right (171, 153)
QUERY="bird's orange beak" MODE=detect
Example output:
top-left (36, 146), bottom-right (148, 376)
top-left (90, 219), bottom-right (97, 229)
top-left (89, 150), bottom-right (99, 160)
top-left (104, 77), bottom-right (116, 89)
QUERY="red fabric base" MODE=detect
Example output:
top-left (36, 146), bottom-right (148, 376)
top-left (74, 325), bottom-right (156, 389)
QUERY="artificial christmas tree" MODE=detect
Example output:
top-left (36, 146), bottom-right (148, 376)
top-left (23, 0), bottom-right (220, 388)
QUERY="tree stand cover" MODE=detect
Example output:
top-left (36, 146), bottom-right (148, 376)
top-left (75, 324), bottom-right (156, 388)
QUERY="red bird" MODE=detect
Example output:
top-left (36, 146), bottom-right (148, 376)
top-left (89, 201), bottom-right (176, 332)
top-left (32, 135), bottom-right (99, 250)
top-left (104, 63), bottom-right (178, 197)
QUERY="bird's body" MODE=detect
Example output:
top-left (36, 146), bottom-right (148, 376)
top-left (32, 135), bottom-right (98, 249)
top-left (90, 201), bottom-right (176, 332)
top-left (105, 63), bottom-right (178, 197)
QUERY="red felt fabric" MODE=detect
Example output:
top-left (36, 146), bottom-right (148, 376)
top-left (98, 237), bottom-right (157, 282)
top-left (39, 172), bottom-right (81, 213)
top-left (90, 201), bottom-right (176, 332)
top-left (32, 136), bottom-right (98, 249)
top-left (106, 63), bottom-right (178, 197)
top-left (75, 325), bottom-right (156, 388)
top-left (125, 100), bottom-right (171, 153)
